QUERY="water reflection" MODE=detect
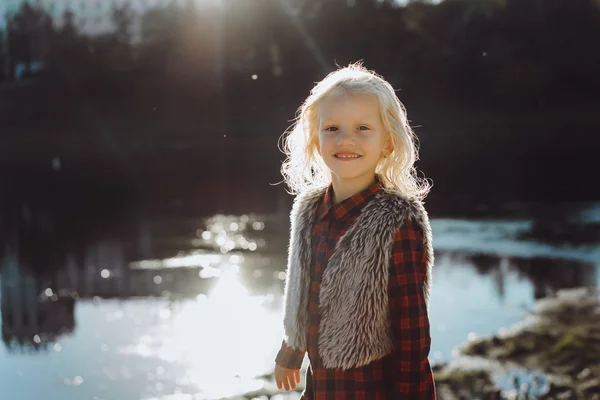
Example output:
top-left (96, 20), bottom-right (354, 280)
top-left (1, 255), bottom-right (76, 351)
top-left (0, 204), bottom-right (598, 399)
top-left (463, 252), bottom-right (597, 300)
top-left (0, 258), bottom-right (285, 399)
top-left (115, 266), bottom-right (282, 399)
top-left (512, 256), bottom-right (597, 299)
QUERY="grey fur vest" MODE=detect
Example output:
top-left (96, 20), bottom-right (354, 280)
top-left (282, 186), bottom-right (434, 370)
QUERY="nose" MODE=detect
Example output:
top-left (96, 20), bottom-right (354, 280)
top-left (335, 128), bottom-right (355, 146)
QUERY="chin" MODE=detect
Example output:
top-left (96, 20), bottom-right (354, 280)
top-left (332, 171), bottom-right (367, 181)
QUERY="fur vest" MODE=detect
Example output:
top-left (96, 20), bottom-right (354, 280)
top-left (282, 186), bottom-right (434, 370)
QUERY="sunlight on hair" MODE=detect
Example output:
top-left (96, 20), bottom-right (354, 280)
top-left (280, 62), bottom-right (431, 199)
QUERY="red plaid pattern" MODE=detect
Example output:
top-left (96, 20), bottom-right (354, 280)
top-left (276, 180), bottom-right (435, 399)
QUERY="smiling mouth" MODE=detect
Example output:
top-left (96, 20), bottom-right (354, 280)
top-left (334, 153), bottom-right (362, 159)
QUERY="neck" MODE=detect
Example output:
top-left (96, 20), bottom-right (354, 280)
top-left (331, 174), bottom-right (377, 204)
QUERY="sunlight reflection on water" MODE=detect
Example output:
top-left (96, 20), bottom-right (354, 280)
top-left (118, 265), bottom-right (283, 399)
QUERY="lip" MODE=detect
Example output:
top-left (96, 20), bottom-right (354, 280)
top-left (333, 152), bottom-right (362, 161)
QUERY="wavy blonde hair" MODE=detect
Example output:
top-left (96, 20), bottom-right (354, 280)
top-left (280, 62), bottom-right (431, 200)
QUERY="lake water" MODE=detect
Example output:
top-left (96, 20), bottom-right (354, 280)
top-left (1, 201), bottom-right (599, 400)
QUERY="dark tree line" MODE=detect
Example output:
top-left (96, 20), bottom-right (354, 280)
top-left (2, 0), bottom-right (599, 111)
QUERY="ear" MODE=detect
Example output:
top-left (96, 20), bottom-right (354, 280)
top-left (384, 134), bottom-right (394, 156)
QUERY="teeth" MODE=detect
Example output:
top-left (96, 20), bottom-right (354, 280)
top-left (336, 154), bottom-right (360, 158)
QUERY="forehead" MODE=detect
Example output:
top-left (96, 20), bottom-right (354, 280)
top-left (318, 92), bottom-right (380, 119)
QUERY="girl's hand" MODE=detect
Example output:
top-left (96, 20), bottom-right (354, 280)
top-left (274, 363), bottom-right (301, 391)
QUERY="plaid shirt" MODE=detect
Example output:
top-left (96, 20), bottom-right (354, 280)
top-left (275, 180), bottom-right (435, 399)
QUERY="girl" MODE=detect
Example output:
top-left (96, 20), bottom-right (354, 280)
top-left (274, 63), bottom-right (435, 399)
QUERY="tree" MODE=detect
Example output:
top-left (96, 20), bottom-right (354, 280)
top-left (0, 30), bottom-right (8, 81)
top-left (6, 3), bottom-right (53, 78)
top-left (112, 4), bottom-right (132, 44)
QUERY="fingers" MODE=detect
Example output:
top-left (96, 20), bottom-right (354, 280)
top-left (275, 372), bottom-right (290, 391)
top-left (289, 374), bottom-right (297, 390)
top-left (274, 366), bottom-right (300, 392)
top-left (277, 374), bottom-right (295, 391)
top-left (275, 367), bottom-right (283, 390)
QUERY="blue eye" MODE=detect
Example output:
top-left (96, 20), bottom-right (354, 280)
top-left (358, 125), bottom-right (370, 131)
top-left (325, 126), bottom-right (338, 132)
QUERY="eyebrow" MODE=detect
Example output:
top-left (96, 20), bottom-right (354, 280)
top-left (320, 119), bottom-right (375, 125)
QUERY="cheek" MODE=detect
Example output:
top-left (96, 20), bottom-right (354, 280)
top-left (375, 135), bottom-right (390, 153)
top-left (363, 137), bottom-right (384, 154)
top-left (318, 134), bottom-right (331, 151)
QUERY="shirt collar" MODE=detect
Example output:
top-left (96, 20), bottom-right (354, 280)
top-left (319, 178), bottom-right (383, 221)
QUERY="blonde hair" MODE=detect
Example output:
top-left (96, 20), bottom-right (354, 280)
top-left (280, 62), bottom-right (431, 200)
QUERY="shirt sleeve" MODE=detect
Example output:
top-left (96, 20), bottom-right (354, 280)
top-left (274, 339), bottom-right (305, 370)
top-left (388, 214), bottom-right (433, 396)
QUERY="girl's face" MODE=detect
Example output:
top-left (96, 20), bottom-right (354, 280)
top-left (317, 92), bottom-right (391, 188)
